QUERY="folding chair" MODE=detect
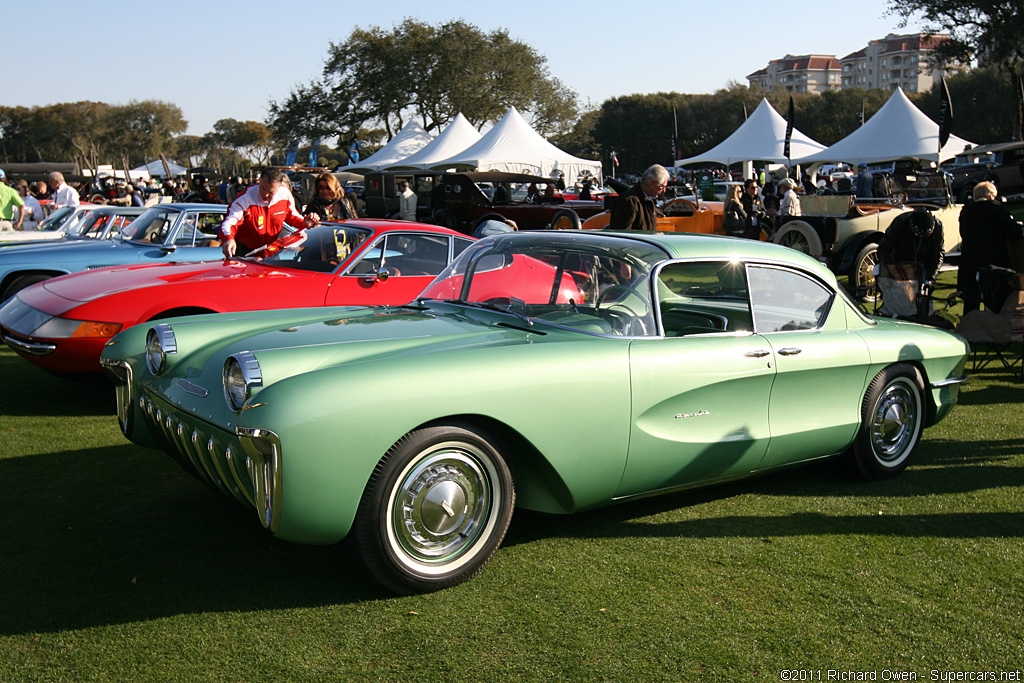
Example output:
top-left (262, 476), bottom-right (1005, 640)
top-left (956, 272), bottom-right (1024, 378)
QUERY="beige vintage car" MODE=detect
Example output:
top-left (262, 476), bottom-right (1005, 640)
top-left (772, 171), bottom-right (962, 296)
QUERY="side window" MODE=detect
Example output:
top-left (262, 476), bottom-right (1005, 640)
top-left (175, 212), bottom-right (222, 246)
top-left (385, 234), bottom-right (452, 275)
top-left (453, 237), bottom-right (474, 259)
top-left (747, 265), bottom-right (833, 333)
top-left (657, 261), bottom-right (752, 336)
top-left (348, 236), bottom-right (384, 275)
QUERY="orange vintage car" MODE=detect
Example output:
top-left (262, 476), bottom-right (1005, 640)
top-left (581, 197), bottom-right (726, 234)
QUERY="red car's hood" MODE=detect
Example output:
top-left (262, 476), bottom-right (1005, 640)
top-left (40, 260), bottom-right (287, 304)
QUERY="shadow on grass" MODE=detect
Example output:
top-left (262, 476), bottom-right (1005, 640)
top-left (0, 443), bottom-right (389, 637)
top-left (0, 349), bottom-right (116, 417)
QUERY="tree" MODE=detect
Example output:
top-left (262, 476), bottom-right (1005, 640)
top-left (213, 118), bottom-right (275, 165)
top-left (102, 100), bottom-right (186, 166)
top-left (269, 19), bottom-right (580, 148)
top-left (887, 0), bottom-right (1024, 137)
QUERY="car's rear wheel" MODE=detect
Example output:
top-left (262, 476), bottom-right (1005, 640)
top-left (851, 243), bottom-right (880, 302)
top-left (851, 363), bottom-right (925, 480)
top-left (548, 208), bottom-right (581, 230)
top-left (352, 423), bottom-right (515, 594)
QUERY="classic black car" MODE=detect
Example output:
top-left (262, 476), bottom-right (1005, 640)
top-left (949, 142), bottom-right (1024, 202)
top-left (362, 171), bottom-right (608, 234)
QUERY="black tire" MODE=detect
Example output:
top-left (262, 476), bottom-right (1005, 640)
top-left (3, 273), bottom-right (52, 302)
top-left (432, 208), bottom-right (462, 232)
top-left (548, 208), bottom-right (581, 230)
top-left (851, 243), bottom-right (880, 302)
top-left (851, 364), bottom-right (925, 480)
top-left (352, 423), bottom-right (515, 594)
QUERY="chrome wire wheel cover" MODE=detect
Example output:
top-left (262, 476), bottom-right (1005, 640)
top-left (869, 378), bottom-right (921, 465)
top-left (778, 230), bottom-right (810, 254)
top-left (857, 249), bottom-right (878, 292)
top-left (385, 441), bottom-right (500, 576)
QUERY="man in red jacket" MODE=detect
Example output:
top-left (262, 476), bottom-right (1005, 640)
top-left (220, 167), bottom-right (320, 257)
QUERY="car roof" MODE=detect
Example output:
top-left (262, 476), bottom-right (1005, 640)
top-left (480, 230), bottom-right (836, 280)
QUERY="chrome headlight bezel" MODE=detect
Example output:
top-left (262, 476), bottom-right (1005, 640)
top-left (223, 351), bottom-right (262, 412)
top-left (145, 324), bottom-right (177, 375)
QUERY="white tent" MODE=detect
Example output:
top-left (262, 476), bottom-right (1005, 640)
top-left (340, 121), bottom-right (434, 173)
top-left (675, 98), bottom-right (827, 168)
top-left (384, 113), bottom-right (481, 170)
top-left (428, 107), bottom-right (602, 181)
top-left (795, 88), bottom-right (974, 166)
top-left (132, 159), bottom-right (188, 178)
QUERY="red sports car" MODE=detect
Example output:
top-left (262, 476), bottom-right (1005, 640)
top-left (0, 220), bottom-right (474, 376)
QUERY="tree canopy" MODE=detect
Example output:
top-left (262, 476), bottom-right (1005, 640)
top-left (267, 19), bottom-right (579, 158)
top-left (0, 100), bottom-right (185, 168)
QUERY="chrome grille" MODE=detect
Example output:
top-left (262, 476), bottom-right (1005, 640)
top-left (140, 391), bottom-right (254, 507)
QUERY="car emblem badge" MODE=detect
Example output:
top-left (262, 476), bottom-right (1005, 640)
top-left (675, 410), bottom-right (710, 419)
top-left (175, 379), bottom-right (209, 398)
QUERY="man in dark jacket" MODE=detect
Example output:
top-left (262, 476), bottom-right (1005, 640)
top-left (608, 164), bottom-right (668, 231)
top-left (877, 208), bottom-right (945, 283)
top-left (957, 181), bottom-right (1023, 313)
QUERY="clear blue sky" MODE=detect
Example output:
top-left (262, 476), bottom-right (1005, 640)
top-left (9, 1), bottom-right (924, 138)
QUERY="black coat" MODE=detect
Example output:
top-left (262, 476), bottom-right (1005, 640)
top-left (878, 211), bottom-right (945, 281)
top-left (608, 183), bottom-right (659, 231)
top-left (958, 199), bottom-right (1023, 270)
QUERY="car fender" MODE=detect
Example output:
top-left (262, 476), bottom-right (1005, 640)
top-left (235, 339), bottom-right (633, 544)
top-left (834, 230), bottom-right (885, 273)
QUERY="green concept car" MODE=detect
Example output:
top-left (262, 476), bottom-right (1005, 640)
top-left (101, 231), bottom-right (970, 593)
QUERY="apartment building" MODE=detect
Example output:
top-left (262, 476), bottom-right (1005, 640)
top-left (840, 33), bottom-right (968, 93)
top-left (747, 55), bottom-right (842, 94)
top-left (747, 33), bottom-right (969, 94)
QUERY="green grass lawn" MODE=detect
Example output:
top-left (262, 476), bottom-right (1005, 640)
top-left (1, 333), bottom-right (1021, 682)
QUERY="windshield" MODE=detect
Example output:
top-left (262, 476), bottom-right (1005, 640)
top-left (120, 207), bottom-right (178, 243)
top-left (257, 225), bottom-right (372, 272)
top-left (60, 209), bottom-right (95, 237)
top-left (38, 206), bottom-right (75, 232)
top-left (419, 233), bottom-right (664, 336)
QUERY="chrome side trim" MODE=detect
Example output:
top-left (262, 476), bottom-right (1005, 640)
top-left (930, 375), bottom-right (968, 388)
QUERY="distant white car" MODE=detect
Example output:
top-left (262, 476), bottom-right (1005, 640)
top-left (0, 204), bottom-right (97, 243)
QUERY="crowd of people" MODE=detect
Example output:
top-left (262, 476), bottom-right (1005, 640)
top-left (0, 170), bottom-right (85, 231)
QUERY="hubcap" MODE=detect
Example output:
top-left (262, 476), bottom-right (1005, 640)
top-left (780, 231), bottom-right (809, 253)
top-left (388, 444), bottom-right (496, 571)
top-left (870, 381), bottom-right (919, 462)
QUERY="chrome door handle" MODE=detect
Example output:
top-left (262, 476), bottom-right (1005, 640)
top-left (744, 349), bottom-right (771, 358)
top-left (778, 347), bottom-right (802, 356)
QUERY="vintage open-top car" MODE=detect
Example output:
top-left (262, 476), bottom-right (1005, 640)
top-left (0, 221), bottom-right (474, 376)
top-left (100, 231), bottom-right (969, 594)
top-left (772, 169), bottom-right (962, 295)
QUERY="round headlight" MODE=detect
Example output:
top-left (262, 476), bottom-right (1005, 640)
top-left (223, 351), bottom-right (262, 412)
top-left (145, 324), bottom-right (177, 374)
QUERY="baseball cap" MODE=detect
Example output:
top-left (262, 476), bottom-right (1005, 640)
top-left (0, 169), bottom-right (6, 180)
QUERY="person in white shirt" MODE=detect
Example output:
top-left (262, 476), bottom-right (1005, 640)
top-left (397, 180), bottom-right (417, 221)
top-left (15, 181), bottom-right (43, 229)
top-left (779, 178), bottom-right (802, 217)
top-left (48, 171), bottom-right (81, 209)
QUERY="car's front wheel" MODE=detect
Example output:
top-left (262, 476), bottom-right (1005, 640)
top-left (352, 423), bottom-right (515, 594)
top-left (852, 364), bottom-right (925, 480)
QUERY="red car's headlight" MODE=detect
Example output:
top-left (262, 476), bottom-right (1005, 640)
top-left (32, 318), bottom-right (122, 339)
